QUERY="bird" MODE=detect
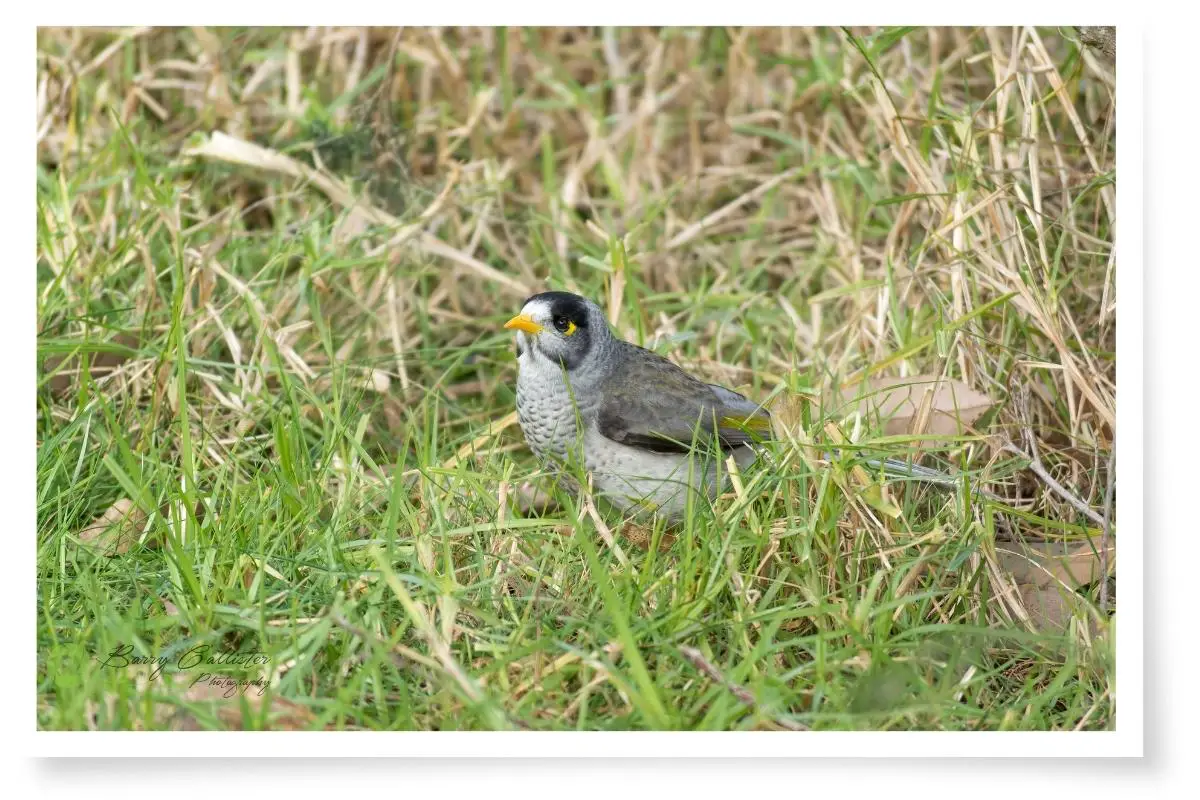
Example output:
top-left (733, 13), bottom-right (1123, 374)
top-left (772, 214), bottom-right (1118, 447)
top-left (503, 291), bottom-right (772, 520)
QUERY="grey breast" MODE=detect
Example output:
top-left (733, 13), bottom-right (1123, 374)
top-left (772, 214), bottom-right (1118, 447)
top-left (515, 356), bottom-right (583, 462)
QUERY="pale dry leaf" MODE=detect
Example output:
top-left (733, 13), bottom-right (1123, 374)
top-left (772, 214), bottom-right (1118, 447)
top-left (1000, 538), bottom-right (1112, 635)
top-left (77, 498), bottom-right (148, 555)
top-left (170, 678), bottom-right (316, 731)
top-left (361, 368), bottom-right (391, 393)
top-left (240, 559), bottom-right (256, 591)
top-left (1016, 583), bottom-right (1079, 633)
top-left (997, 539), bottom-right (1114, 589)
top-left (829, 374), bottom-right (992, 438)
top-left (187, 131), bottom-right (317, 189)
top-left (766, 391), bottom-right (808, 441)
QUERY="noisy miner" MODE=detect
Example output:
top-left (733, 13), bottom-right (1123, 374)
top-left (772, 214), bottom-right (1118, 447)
top-left (504, 291), bottom-right (771, 519)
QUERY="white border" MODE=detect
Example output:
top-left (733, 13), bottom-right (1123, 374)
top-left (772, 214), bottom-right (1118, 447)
top-left (1112, 25), bottom-right (1142, 754)
top-left (32, 730), bottom-right (1138, 757)
top-left (16, 4), bottom-right (1146, 768)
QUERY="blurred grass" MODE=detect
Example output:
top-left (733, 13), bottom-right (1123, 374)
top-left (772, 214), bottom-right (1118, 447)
top-left (37, 26), bottom-right (1116, 731)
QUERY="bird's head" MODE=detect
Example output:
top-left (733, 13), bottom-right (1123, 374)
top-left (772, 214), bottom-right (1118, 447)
top-left (504, 291), bottom-right (610, 371)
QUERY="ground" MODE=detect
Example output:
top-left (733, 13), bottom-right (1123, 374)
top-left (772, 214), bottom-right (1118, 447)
top-left (36, 26), bottom-right (1116, 731)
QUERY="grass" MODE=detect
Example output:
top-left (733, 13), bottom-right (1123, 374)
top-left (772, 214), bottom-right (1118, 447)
top-left (36, 26), bottom-right (1116, 731)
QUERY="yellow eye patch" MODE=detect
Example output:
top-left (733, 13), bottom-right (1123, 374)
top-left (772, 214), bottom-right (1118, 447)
top-left (563, 320), bottom-right (578, 337)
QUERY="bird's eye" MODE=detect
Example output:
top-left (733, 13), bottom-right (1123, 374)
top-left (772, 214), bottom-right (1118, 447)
top-left (553, 316), bottom-right (571, 333)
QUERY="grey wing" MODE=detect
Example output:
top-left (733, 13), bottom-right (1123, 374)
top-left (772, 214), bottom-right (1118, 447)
top-left (594, 344), bottom-right (771, 454)
top-left (709, 383), bottom-right (771, 423)
top-left (706, 383), bottom-right (773, 444)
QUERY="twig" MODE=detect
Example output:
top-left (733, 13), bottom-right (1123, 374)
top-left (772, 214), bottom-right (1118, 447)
top-left (1005, 384), bottom-right (1105, 527)
top-left (678, 645), bottom-right (808, 731)
top-left (582, 490), bottom-right (630, 568)
top-left (1003, 442), bottom-right (1105, 527)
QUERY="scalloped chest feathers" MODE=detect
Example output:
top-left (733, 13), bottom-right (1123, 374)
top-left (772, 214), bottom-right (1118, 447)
top-left (514, 352), bottom-right (594, 462)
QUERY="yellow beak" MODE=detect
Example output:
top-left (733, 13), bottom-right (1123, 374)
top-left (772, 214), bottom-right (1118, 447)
top-left (504, 314), bottom-right (544, 335)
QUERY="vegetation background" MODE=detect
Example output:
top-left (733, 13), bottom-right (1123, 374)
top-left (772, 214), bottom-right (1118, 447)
top-left (36, 26), bottom-right (1116, 731)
